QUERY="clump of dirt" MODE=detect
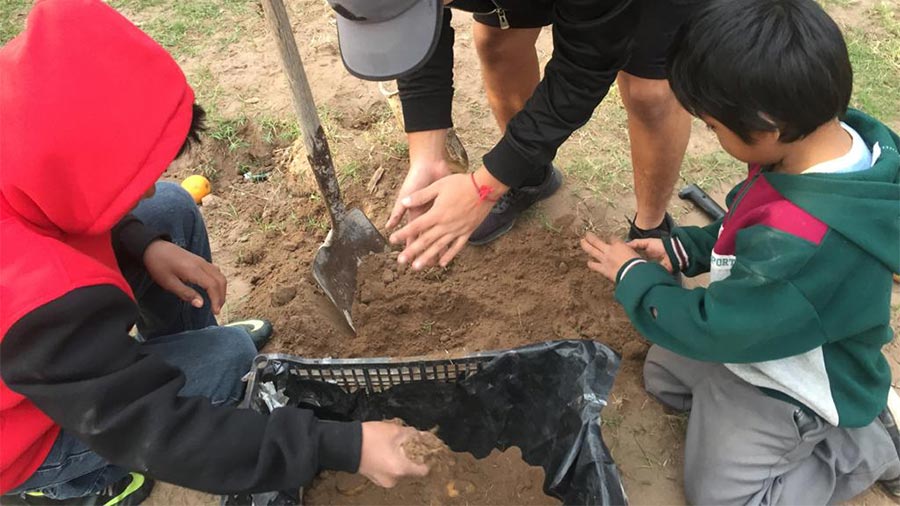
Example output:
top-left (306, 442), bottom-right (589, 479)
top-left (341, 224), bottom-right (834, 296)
top-left (306, 445), bottom-right (560, 506)
top-left (402, 429), bottom-right (448, 465)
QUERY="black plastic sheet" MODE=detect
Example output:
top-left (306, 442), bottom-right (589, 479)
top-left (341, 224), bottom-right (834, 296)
top-left (229, 340), bottom-right (626, 506)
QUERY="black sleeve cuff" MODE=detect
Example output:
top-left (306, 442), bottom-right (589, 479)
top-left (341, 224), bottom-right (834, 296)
top-left (482, 135), bottom-right (547, 189)
top-left (317, 420), bottom-right (362, 473)
top-left (401, 94), bottom-right (454, 133)
top-left (112, 215), bottom-right (168, 261)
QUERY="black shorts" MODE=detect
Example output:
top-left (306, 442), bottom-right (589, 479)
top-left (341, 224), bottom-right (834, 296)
top-left (470, 0), bottom-right (704, 80)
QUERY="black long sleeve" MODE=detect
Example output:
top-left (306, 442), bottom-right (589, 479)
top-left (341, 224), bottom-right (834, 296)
top-left (396, 8), bottom-right (455, 132)
top-left (485, 0), bottom-right (640, 187)
top-left (0, 285), bottom-right (361, 494)
top-left (111, 214), bottom-right (167, 262)
top-left (396, 1), bottom-right (640, 188)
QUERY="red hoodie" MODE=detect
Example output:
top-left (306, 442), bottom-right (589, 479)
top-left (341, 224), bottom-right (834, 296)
top-left (0, 0), bottom-right (193, 491)
top-left (0, 1), bottom-right (360, 494)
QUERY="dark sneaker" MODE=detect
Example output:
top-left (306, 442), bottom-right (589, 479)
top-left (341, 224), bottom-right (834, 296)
top-left (878, 388), bottom-right (900, 497)
top-left (627, 213), bottom-right (682, 283)
top-left (627, 213), bottom-right (676, 241)
top-left (17, 472), bottom-right (154, 506)
top-left (225, 319), bottom-right (274, 351)
top-left (468, 166), bottom-right (563, 246)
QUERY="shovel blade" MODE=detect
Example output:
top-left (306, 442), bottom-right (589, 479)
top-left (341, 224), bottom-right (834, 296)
top-left (312, 208), bottom-right (387, 331)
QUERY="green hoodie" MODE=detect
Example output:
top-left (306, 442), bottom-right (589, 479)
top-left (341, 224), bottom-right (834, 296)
top-left (615, 109), bottom-right (900, 427)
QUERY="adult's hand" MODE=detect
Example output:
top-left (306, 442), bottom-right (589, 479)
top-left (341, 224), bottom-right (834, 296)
top-left (386, 129), bottom-right (452, 238)
top-left (358, 421), bottom-right (430, 488)
top-left (390, 168), bottom-right (506, 270)
top-left (143, 240), bottom-right (227, 314)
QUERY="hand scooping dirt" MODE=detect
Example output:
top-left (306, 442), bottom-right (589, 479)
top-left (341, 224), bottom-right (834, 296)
top-left (307, 422), bottom-right (561, 506)
top-left (401, 429), bottom-right (447, 465)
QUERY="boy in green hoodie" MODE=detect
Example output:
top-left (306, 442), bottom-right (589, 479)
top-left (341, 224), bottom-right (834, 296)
top-left (580, 0), bottom-right (900, 503)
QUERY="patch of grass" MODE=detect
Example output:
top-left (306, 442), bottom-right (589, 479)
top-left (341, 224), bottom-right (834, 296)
top-left (260, 117), bottom-right (301, 144)
top-left (304, 214), bottom-right (329, 234)
top-left (418, 321), bottom-right (435, 335)
top-left (680, 150), bottom-right (744, 191)
top-left (191, 65), bottom-right (222, 112)
top-left (209, 116), bottom-right (249, 152)
top-left (0, 0), bottom-right (29, 45)
top-left (109, 0), bottom-right (255, 58)
top-left (338, 160), bottom-right (362, 183)
top-left (524, 208), bottom-right (562, 234)
top-left (845, 25), bottom-right (900, 121)
top-left (388, 141), bottom-right (410, 159)
top-left (820, 0), bottom-right (858, 6)
top-left (317, 105), bottom-right (345, 138)
top-left (196, 161), bottom-right (219, 181)
top-left (253, 215), bottom-right (284, 234)
top-left (554, 87), bottom-right (633, 204)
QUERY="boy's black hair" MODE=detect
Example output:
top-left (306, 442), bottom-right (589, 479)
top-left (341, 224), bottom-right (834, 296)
top-left (666, 0), bottom-right (852, 143)
top-left (176, 103), bottom-right (207, 158)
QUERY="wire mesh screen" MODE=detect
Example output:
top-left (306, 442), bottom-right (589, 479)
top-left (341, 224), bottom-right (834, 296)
top-left (246, 352), bottom-right (498, 397)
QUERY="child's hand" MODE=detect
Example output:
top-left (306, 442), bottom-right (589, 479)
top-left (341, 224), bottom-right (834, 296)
top-left (628, 238), bottom-right (674, 273)
top-left (580, 232), bottom-right (641, 282)
top-left (143, 240), bottom-right (227, 314)
top-left (358, 421), bottom-right (430, 488)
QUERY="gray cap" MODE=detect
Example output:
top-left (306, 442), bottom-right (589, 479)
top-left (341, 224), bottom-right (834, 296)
top-left (326, 0), bottom-right (444, 81)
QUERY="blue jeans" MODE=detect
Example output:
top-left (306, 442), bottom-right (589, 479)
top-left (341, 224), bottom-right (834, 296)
top-left (8, 183), bottom-right (257, 500)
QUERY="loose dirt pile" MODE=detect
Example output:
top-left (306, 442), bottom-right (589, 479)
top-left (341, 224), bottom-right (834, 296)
top-left (350, 228), bottom-right (644, 358)
top-left (306, 438), bottom-right (559, 506)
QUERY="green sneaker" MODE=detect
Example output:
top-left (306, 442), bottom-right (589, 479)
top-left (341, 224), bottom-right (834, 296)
top-left (225, 319), bottom-right (273, 351)
top-left (16, 473), bottom-right (154, 506)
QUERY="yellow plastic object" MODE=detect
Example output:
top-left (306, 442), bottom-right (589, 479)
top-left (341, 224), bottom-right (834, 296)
top-left (181, 175), bottom-right (211, 204)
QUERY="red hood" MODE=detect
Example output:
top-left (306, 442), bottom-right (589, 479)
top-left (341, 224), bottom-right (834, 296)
top-left (0, 1), bottom-right (194, 492)
top-left (0, 0), bottom-right (194, 236)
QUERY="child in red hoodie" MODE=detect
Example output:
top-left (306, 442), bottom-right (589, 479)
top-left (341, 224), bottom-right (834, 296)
top-left (0, 1), bottom-right (428, 503)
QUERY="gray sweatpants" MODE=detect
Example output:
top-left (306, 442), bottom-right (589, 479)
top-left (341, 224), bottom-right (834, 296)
top-left (643, 345), bottom-right (900, 505)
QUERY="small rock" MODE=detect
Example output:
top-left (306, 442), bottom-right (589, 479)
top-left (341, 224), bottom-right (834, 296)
top-left (200, 194), bottom-right (222, 209)
top-left (382, 270), bottom-right (395, 284)
top-left (271, 286), bottom-right (297, 305)
top-left (271, 286), bottom-right (297, 306)
top-left (558, 261), bottom-right (569, 274)
top-left (283, 241), bottom-right (300, 252)
top-left (236, 248), bottom-right (263, 266)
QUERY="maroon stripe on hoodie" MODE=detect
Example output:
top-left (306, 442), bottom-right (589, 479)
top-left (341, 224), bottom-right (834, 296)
top-left (715, 171), bottom-right (828, 256)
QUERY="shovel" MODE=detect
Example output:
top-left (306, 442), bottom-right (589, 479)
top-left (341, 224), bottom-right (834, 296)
top-left (261, 0), bottom-right (387, 331)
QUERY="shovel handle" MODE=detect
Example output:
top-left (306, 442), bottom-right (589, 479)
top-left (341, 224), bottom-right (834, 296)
top-left (261, 0), bottom-right (346, 224)
top-left (678, 184), bottom-right (726, 221)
